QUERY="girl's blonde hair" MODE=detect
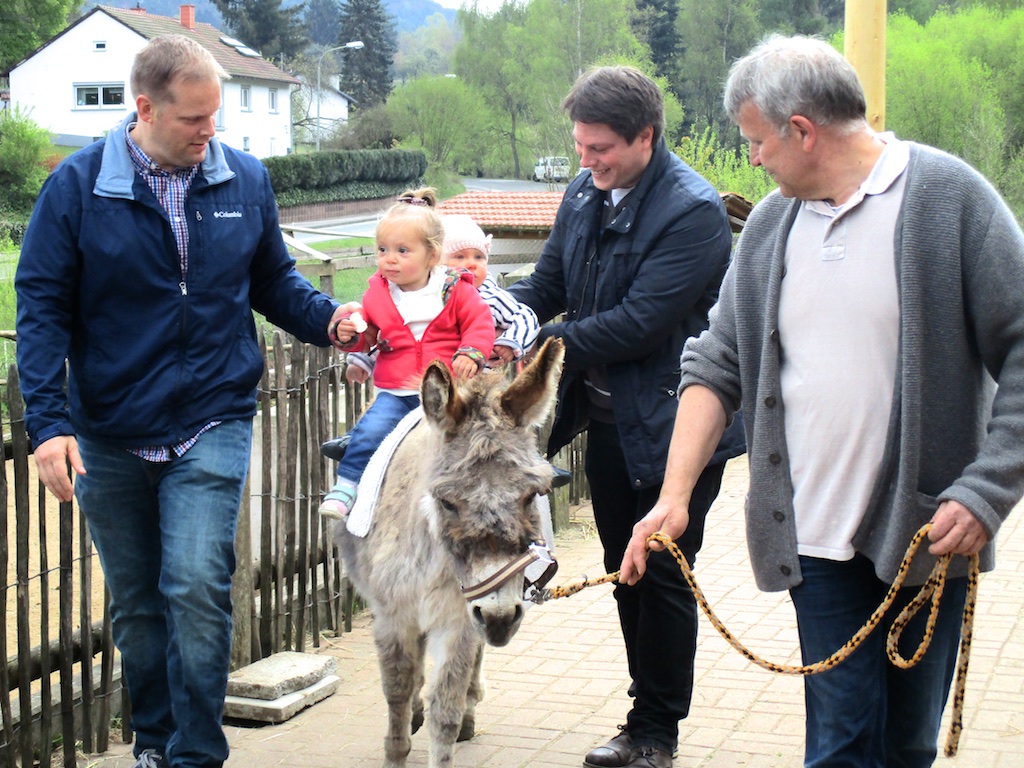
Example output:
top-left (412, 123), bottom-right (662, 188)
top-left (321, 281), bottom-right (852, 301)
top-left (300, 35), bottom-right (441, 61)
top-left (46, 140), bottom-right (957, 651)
top-left (375, 187), bottom-right (445, 260)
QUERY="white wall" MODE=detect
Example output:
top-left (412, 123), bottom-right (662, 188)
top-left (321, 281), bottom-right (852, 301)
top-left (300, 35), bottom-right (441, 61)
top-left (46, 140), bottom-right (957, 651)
top-left (10, 14), bottom-right (139, 145)
top-left (10, 12), bottom-right (295, 158)
top-left (218, 79), bottom-right (294, 158)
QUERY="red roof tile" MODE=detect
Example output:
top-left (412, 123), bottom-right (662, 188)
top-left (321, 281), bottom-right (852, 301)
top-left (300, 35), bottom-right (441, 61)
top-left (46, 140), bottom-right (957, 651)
top-left (96, 6), bottom-right (299, 85)
top-left (439, 191), bottom-right (562, 236)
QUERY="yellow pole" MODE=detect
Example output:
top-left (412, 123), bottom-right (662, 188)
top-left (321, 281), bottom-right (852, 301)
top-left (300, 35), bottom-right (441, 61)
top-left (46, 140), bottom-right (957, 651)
top-left (844, 0), bottom-right (887, 131)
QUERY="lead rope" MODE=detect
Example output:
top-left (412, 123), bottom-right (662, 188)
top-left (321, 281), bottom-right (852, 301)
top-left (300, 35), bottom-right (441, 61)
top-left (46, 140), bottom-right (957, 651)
top-left (544, 522), bottom-right (979, 757)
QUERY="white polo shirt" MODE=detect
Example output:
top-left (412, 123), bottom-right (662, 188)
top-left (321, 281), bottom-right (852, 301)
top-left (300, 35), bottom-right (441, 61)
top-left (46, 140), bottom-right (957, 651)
top-left (778, 133), bottom-right (910, 560)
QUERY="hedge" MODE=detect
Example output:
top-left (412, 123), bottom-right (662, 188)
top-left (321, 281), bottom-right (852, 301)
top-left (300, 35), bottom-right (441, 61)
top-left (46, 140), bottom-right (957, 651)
top-left (263, 149), bottom-right (427, 195)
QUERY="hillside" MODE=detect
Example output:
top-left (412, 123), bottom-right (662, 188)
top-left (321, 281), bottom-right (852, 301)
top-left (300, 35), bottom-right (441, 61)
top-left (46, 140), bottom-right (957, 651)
top-left (90, 0), bottom-right (456, 36)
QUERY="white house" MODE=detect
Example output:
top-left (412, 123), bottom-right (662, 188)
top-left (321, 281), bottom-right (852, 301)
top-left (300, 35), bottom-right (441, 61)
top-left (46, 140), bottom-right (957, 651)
top-left (294, 73), bottom-right (357, 147)
top-left (8, 4), bottom-right (300, 158)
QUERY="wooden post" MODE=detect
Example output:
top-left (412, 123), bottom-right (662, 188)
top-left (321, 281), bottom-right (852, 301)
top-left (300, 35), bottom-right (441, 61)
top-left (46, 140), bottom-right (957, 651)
top-left (844, 0), bottom-right (887, 131)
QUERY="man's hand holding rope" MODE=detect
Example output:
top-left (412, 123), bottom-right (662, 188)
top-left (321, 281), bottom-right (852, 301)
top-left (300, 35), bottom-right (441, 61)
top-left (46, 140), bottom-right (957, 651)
top-left (620, 498), bottom-right (687, 586)
top-left (928, 499), bottom-right (990, 557)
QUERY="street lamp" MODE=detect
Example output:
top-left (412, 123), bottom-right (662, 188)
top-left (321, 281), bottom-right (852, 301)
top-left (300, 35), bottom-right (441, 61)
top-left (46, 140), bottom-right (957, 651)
top-left (316, 40), bottom-right (364, 152)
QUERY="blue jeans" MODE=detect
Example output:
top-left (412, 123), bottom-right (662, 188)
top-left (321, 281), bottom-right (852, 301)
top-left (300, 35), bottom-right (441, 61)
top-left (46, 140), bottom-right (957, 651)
top-left (335, 392), bottom-right (419, 484)
top-left (75, 420), bottom-right (253, 768)
top-left (790, 553), bottom-right (968, 768)
top-left (585, 420), bottom-right (725, 754)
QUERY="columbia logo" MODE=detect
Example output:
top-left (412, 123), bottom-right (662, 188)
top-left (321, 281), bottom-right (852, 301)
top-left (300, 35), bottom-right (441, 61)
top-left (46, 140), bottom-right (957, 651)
top-left (213, 210), bottom-right (243, 218)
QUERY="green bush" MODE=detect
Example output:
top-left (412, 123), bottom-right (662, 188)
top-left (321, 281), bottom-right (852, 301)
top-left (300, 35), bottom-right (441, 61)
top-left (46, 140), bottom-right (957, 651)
top-left (675, 127), bottom-right (776, 204)
top-left (0, 107), bottom-right (52, 214)
top-left (263, 149), bottom-right (427, 196)
top-left (273, 180), bottom-right (421, 208)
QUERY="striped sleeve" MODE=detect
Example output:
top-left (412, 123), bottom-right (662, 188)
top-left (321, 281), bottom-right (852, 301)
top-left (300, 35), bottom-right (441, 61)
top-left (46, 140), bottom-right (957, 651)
top-left (479, 276), bottom-right (541, 358)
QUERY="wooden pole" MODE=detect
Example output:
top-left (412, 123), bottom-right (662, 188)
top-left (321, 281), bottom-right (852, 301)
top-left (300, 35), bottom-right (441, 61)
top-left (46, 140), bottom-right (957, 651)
top-left (844, 0), bottom-right (887, 131)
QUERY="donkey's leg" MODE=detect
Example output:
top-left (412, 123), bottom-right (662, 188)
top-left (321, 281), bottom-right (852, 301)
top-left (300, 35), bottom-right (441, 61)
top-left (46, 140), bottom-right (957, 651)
top-left (411, 633), bottom-right (426, 735)
top-left (426, 626), bottom-right (478, 768)
top-left (458, 640), bottom-right (485, 742)
top-left (374, 622), bottom-right (420, 768)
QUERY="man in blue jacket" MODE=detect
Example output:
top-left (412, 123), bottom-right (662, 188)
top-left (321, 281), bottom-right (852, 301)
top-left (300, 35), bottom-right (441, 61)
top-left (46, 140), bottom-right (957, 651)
top-left (15, 36), bottom-right (345, 768)
top-left (508, 66), bottom-right (743, 768)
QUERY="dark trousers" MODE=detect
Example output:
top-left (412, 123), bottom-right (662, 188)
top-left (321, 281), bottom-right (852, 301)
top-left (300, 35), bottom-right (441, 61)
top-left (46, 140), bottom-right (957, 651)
top-left (585, 420), bottom-right (725, 753)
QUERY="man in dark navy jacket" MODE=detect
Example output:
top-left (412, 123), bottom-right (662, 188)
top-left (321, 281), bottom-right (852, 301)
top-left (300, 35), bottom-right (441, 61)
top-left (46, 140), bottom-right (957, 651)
top-left (508, 66), bottom-right (743, 768)
top-left (16, 35), bottom-right (344, 768)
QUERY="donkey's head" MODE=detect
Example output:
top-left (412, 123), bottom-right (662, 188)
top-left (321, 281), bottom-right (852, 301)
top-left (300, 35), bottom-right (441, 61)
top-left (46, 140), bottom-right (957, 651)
top-left (419, 338), bottom-right (565, 647)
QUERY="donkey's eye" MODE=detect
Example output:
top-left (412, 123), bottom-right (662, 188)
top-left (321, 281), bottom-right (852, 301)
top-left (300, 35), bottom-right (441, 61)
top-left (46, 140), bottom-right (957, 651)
top-left (437, 497), bottom-right (458, 513)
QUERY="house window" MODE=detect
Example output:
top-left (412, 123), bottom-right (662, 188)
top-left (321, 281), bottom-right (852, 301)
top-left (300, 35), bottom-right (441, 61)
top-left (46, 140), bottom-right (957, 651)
top-left (240, 85), bottom-right (251, 111)
top-left (75, 84), bottom-right (125, 109)
top-left (94, 41), bottom-right (107, 52)
top-left (268, 88), bottom-right (278, 114)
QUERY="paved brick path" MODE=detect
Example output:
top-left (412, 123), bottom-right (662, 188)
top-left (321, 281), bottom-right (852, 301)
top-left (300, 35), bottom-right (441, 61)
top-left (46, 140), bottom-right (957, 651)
top-left (86, 456), bottom-right (1024, 767)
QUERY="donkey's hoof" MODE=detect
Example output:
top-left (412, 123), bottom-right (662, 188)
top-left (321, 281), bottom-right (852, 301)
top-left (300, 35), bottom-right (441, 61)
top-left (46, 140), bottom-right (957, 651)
top-left (457, 715), bottom-right (476, 742)
top-left (411, 709), bottom-right (424, 735)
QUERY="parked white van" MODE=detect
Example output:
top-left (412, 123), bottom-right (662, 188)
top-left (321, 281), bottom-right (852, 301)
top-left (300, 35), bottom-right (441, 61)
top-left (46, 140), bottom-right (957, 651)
top-left (533, 156), bottom-right (571, 182)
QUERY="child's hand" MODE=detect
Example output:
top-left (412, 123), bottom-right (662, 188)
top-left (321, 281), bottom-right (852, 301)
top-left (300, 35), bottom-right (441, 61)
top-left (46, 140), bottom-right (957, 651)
top-left (452, 354), bottom-right (480, 380)
top-left (492, 344), bottom-right (517, 364)
top-left (328, 302), bottom-right (365, 348)
top-left (346, 363), bottom-right (371, 385)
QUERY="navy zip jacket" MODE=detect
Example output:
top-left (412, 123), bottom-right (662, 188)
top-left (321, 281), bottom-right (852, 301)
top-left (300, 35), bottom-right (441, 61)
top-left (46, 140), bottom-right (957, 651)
top-left (16, 114), bottom-right (338, 449)
top-left (509, 140), bottom-right (745, 488)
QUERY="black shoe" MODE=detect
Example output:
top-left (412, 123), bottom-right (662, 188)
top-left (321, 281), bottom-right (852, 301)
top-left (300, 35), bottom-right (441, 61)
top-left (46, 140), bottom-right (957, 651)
top-left (551, 464), bottom-right (572, 489)
top-left (584, 726), bottom-right (633, 768)
top-left (320, 433), bottom-right (352, 461)
top-left (625, 746), bottom-right (672, 768)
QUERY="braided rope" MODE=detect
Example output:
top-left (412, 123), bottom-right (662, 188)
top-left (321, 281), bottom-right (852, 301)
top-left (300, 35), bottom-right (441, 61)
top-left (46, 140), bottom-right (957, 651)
top-left (545, 523), bottom-right (979, 757)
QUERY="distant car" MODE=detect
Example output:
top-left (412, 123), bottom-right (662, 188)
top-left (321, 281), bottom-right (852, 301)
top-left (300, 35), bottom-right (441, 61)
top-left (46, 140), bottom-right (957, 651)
top-left (533, 156), bottom-right (571, 182)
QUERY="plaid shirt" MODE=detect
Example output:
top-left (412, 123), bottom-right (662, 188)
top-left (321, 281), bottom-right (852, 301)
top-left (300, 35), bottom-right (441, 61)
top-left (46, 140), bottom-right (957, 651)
top-left (124, 123), bottom-right (218, 462)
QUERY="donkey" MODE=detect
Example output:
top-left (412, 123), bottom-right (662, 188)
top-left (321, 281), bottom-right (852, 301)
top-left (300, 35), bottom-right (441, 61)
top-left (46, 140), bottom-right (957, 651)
top-left (333, 337), bottom-right (565, 768)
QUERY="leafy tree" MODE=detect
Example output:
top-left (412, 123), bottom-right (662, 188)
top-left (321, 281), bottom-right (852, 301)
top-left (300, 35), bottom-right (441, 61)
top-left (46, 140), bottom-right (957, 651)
top-left (337, 103), bottom-right (395, 149)
top-left (919, 5), bottom-right (1024, 150)
top-left (394, 13), bottom-right (457, 82)
top-left (759, 0), bottom-right (826, 36)
top-left (454, 1), bottom-right (533, 177)
top-left (674, 0), bottom-right (760, 142)
top-left (883, 14), bottom-right (1007, 182)
top-left (388, 75), bottom-right (492, 172)
top-left (305, 0), bottom-right (341, 46)
top-left (212, 0), bottom-right (307, 60)
top-left (0, 107), bottom-right (52, 213)
top-left (0, 0), bottom-right (82, 73)
top-left (632, 0), bottom-right (680, 81)
top-left (338, 0), bottom-right (397, 109)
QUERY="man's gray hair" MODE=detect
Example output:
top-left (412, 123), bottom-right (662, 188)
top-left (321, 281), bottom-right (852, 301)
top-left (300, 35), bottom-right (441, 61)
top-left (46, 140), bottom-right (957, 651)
top-left (724, 35), bottom-right (867, 135)
top-left (131, 35), bottom-right (229, 105)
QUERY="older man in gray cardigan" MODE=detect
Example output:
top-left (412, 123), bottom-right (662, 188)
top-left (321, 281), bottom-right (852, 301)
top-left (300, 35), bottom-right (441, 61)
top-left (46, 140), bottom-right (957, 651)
top-left (621, 35), bottom-right (1024, 768)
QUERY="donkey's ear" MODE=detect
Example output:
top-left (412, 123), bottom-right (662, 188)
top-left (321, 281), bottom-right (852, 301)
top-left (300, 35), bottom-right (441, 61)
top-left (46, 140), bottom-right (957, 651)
top-left (500, 337), bottom-right (565, 428)
top-left (421, 359), bottom-right (468, 432)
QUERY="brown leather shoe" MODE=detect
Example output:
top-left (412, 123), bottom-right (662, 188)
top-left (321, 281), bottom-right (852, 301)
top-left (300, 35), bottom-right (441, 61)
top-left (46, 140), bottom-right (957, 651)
top-left (625, 746), bottom-right (673, 768)
top-left (583, 726), bottom-right (633, 767)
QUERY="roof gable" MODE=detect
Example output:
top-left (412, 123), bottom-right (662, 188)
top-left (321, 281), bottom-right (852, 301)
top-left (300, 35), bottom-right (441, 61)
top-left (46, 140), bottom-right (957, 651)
top-left (99, 5), bottom-right (299, 84)
top-left (17, 5), bottom-right (298, 85)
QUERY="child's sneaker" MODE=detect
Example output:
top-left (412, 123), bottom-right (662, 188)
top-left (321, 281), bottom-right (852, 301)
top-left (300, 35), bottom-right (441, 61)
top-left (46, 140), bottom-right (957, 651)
top-left (318, 482), bottom-right (357, 520)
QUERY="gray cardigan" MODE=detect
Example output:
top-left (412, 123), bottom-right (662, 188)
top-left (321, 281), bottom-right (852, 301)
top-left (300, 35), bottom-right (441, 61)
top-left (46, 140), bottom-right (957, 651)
top-left (681, 142), bottom-right (1024, 590)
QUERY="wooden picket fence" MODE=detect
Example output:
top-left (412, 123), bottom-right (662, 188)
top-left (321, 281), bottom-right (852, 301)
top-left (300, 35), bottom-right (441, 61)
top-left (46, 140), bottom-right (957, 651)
top-left (1, 325), bottom-right (589, 767)
top-left (0, 323), bottom-right (373, 767)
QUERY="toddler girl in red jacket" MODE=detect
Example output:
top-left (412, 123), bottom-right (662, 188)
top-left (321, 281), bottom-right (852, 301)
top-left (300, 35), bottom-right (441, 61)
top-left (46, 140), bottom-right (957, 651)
top-left (319, 188), bottom-right (494, 519)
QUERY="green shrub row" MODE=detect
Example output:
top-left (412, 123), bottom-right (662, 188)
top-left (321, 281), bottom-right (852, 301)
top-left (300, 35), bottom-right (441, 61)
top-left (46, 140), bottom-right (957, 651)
top-left (263, 149), bottom-right (427, 194)
top-left (274, 180), bottom-right (422, 209)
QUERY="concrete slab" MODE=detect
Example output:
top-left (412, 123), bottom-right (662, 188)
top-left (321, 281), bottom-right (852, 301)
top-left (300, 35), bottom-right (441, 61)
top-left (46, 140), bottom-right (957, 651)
top-left (224, 674), bottom-right (341, 724)
top-left (226, 651), bottom-right (337, 701)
